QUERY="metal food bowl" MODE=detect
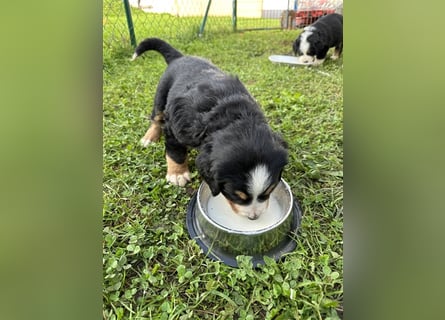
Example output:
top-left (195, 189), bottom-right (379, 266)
top-left (186, 179), bottom-right (302, 267)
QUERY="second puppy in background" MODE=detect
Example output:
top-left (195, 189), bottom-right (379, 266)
top-left (292, 13), bottom-right (343, 65)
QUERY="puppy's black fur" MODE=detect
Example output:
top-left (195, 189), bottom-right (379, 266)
top-left (132, 38), bottom-right (288, 202)
top-left (292, 13), bottom-right (343, 63)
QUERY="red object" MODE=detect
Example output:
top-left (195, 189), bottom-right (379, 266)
top-left (295, 9), bottom-right (335, 27)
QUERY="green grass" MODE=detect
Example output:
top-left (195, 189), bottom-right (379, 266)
top-left (103, 30), bottom-right (343, 319)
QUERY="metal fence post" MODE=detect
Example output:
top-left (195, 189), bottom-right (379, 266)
top-left (122, 0), bottom-right (137, 47)
top-left (232, 0), bottom-right (237, 32)
top-left (198, 0), bottom-right (212, 37)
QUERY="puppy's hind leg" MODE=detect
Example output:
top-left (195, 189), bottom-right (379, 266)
top-left (331, 50), bottom-right (340, 60)
top-left (331, 43), bottom-right (343, 60)
top-left (141, 111), bottom-right (163, 147)
top-left (164, 133), bottom-right (191, 187)
top-left (141, 76), bottom-right (171, 147)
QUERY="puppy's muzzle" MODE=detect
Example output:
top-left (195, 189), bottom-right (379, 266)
top-left (248, 212), bottom-right (260, 220)
top-left (299, 55), bottom-right (315, 64)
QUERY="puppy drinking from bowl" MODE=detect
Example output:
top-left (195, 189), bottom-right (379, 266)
top-left (131, 38), bottom-right (288, 221)
top-left (292, 13), bottom-right (343, 65)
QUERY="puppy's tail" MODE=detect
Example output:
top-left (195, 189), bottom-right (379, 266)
top-left (130, 38), bottom-right (183, 64)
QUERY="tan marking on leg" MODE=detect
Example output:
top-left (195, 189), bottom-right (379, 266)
top-left (331, 48), bottom-right (341, 60)
top-left (140, 113), bottom-right (164, 147)
top-left (140, 123), bottom-right (161, 146)
top-left (153, 113), bottom-right (164, 122)
top-left (165, 154), bottom-right (190, 187)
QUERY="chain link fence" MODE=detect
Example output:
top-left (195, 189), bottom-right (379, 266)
top-left (103, 0), bottom-right (342, 49)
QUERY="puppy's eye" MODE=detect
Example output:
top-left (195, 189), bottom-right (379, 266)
top-left (257, 194), bottom-right (270, 202)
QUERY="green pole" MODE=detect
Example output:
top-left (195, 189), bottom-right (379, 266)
top-left (198, 0), bottom-right (212, 37)
top-left (232, 0), bottom-right (237, 32)
top-left (123, 0), bottom-right (137, 47)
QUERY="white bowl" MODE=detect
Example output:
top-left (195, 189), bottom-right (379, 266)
top-left (269, 54), bottom-right (314, 66)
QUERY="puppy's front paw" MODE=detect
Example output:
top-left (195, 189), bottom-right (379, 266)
top-left (165, 154), bottom-right (190, 187)
top-left (330, 55), bottom-right (339, 60)
top-left (166, 171), bottom-right (191, 187)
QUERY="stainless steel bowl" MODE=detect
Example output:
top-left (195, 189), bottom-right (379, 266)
top-left (186, 179), bottom-right (302, 267)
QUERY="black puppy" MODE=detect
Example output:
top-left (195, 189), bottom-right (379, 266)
top-left (292, 13), bottom-right (343, 65)
top-left (131, 38), bottom-right (288, 220)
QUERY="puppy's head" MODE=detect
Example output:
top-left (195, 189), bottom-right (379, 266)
top-left (219, 163), bottom-right (284, 220)
top-left (293, 26), bottom-right (321, 64)
top-left (197, 126), bottom-right (288, 220)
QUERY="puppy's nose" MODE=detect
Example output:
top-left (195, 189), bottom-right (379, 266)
top-left (248, 214), bottom-right (259, 220)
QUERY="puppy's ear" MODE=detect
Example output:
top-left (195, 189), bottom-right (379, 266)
top-left (271, 132), bottom-right (289, 170)
top-left (196, 143), bottom-right (220, 196)
top-left (207, 178), bottom-right (221, 197)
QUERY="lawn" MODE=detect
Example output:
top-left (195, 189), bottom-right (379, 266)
top-left (103, 28), bottom-right (343, 319)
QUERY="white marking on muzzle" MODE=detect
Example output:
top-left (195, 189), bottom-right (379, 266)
top-left (299, 29), bottom-right (313, 56)
top-left (248, 164), bottom-right (270, 197)
top-left (237, 164), bottom-right (271, 220)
